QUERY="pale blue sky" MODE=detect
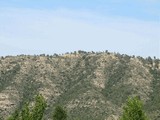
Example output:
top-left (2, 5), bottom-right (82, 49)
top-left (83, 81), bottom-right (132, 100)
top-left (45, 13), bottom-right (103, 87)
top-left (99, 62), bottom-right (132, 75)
top-left (0, 0), bottom-right (160, 57)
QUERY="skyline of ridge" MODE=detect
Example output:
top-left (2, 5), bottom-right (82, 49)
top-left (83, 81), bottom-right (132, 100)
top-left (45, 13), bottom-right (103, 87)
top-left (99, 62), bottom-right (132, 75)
top-left (0, 0), bottom-right (159, 58)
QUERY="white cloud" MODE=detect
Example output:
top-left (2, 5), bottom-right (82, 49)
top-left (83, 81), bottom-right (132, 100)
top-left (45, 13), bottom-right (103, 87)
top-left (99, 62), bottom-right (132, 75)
top-left (0, 8), bottom-right (159, 57)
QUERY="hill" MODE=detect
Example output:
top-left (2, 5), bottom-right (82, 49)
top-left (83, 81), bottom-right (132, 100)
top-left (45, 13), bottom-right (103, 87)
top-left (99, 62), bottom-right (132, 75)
top-left (0, 51), bottom-right (160, 120)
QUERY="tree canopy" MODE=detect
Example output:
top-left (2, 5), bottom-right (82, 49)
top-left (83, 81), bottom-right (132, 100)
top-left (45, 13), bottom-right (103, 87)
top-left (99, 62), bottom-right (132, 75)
top-left (120, 96), bottom-right (149, 120)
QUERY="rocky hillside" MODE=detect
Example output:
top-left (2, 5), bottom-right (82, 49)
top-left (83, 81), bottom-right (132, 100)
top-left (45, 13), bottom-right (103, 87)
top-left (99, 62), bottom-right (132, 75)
top-left (0, 51), bottom-right (160, 120)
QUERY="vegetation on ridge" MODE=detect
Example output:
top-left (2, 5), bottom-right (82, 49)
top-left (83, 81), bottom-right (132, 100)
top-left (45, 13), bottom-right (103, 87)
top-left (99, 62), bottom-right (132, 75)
top-left (0, 51), bottom-right (159, 120)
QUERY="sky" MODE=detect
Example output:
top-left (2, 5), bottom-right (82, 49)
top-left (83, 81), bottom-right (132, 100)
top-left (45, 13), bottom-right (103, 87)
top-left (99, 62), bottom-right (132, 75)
top-left (0, 0), bottom-right (160, 58)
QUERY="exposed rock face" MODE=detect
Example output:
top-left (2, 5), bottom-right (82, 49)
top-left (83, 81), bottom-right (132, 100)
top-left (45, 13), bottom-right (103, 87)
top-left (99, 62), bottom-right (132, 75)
top-left (0, 52), bottom-right (160, 120)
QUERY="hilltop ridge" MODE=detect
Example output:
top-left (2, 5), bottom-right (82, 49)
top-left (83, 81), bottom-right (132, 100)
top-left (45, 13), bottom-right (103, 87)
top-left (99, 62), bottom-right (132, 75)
top-left (0, 51), bottom-right (160, 120)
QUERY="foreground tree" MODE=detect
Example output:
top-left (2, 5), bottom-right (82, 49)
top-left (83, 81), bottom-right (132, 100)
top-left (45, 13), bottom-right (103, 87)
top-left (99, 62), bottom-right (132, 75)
top-left (31, 94), bottom-right (47, 120)
top-left (7, 110), bottom-right (20, 120)
top-left (53, 105), bottom-right (67, 120)
top-left (21, 102), bottom-right (31, 120)
top-left (7, 94), bottom-right (47, 120)
top-left (120, 96), bottom-right (149, 120)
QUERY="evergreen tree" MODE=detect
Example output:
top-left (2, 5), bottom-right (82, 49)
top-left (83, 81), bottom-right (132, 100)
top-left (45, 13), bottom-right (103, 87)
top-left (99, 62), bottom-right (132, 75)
top-left (53, 105), bottom-right (67, 120)
top-left (120, 96), bottom-right (149, 120)
top-left (31, 94), bottom-right (47, 120)
top-left (7, 94), bottom-right (47, 120)
top-left (21, 102), bottom-right (31, 120)
top-left (7, 110), bottom-right (20, 120)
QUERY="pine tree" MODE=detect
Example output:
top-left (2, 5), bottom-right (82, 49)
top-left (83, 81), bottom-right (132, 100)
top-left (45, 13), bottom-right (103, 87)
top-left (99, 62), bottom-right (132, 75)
top-left (120, 96), bottom-right (149, 120)
top-left (53, 105), bottom-right (67, 120)
top-left (21, 102), bottom-right (31, 120)
top-left (31, 94), bottom-right (47, 120)
top-left (7, 94), bottom-right (47, 120)
top-left (7, 110), bottom-right (20, 120)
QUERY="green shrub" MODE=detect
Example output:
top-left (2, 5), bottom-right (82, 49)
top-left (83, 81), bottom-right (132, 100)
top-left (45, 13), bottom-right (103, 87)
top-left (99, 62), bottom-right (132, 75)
top-left (120, 97), bottom-right (149, 120)
top-left (53, 105), bottom-right (67, 120)
top-left (30, 94), bottom-right (47, 120)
